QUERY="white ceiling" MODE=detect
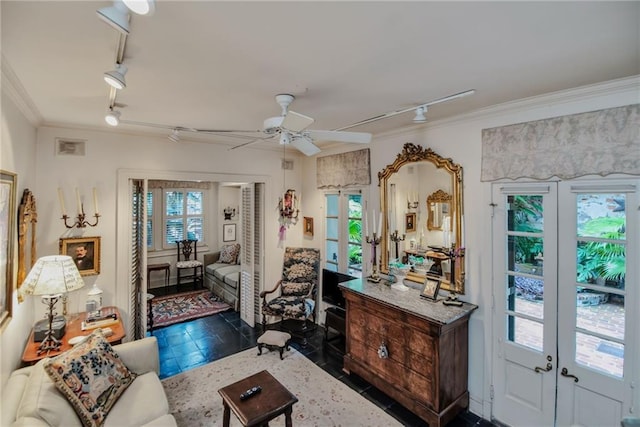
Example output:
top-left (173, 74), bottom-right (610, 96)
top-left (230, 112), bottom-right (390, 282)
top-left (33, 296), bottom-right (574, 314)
top-left (2, 1), bottom-right (639, 151)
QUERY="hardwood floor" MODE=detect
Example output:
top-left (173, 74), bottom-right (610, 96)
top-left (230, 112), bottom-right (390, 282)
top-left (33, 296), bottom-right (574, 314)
top-left (148, 288), bottom-right (494, 426)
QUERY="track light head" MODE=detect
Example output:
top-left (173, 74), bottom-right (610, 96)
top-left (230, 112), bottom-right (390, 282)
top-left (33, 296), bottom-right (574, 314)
top-left (122, 0), bottom-right (155, 15)
top-left (168, 129), bottom-right (180, 143)
top-left (413, 106), bottom-right (427, 123)
top-left (104, 64), bottom-right (128, 89)
top-left (96, 1), bottom-right (130, 34)
top-left (105, 109), bottom-right (121, 126)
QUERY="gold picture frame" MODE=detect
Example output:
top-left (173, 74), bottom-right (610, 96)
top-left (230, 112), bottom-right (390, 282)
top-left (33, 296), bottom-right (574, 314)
top-left (0, 170), bottom-right (17, 331)
top-left (303, 216), bottom-right (314, 237)
top-left (405, 212), bottom-right (416, 233)
top-left (59, 236), bottom-right (101, 276)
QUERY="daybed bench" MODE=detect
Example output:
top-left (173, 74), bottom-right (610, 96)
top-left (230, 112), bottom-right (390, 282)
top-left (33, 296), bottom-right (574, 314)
top-left (204, 243), bottom-right (241, 310)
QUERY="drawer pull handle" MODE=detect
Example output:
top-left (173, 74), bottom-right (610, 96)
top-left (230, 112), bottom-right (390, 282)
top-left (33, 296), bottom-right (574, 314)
top-left (377, 343), bottom-right (389, 359)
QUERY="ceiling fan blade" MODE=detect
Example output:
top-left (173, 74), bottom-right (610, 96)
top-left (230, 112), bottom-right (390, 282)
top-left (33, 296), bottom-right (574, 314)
top-left (290, 136), bottom-right (321, 156)
top-left (228, 135), bottom-right (275, 151)
top-left (305, 130), bottom-right (371, 144)
top-left (282, 110), bottom-right (314, 132)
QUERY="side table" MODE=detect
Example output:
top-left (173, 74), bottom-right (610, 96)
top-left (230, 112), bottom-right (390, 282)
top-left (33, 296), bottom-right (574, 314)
top-left (218, 370), bottom-right (298, 427)
top-left (147, 263), bottom-right (171, 291)
top-left (21, 306), bottom-right (126, 365)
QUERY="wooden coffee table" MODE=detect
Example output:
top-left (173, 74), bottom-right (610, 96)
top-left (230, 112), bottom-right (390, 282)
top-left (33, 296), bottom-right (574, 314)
top-left (218, 370), bottom-right (298, 427)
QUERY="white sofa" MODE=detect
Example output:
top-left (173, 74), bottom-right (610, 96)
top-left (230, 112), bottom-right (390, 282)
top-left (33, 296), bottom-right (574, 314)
top-left (3, 337), bottom-right (177, 427)
top-left (204, 249), bottom-right (241, 310)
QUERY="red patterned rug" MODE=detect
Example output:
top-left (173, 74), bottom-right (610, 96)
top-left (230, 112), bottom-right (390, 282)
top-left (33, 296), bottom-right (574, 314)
top-left (151, 290), bottom-right (232, 328)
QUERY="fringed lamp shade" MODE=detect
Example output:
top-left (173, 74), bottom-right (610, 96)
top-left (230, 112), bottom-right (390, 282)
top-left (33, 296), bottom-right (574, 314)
top-left (21, 255), bottom-right (85, 297)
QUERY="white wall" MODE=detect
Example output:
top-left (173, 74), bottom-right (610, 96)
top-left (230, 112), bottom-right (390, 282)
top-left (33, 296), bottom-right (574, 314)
top-left (0, 83), bottom-right (38, 394)
top-left (300, 76), bottom-right (640, 418)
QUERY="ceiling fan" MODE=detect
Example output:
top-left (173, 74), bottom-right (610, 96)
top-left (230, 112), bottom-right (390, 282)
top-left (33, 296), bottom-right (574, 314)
top-left (228, 94), bottom-right (372, 156)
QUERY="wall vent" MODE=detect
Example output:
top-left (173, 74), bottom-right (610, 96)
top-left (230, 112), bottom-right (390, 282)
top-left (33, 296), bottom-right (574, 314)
top-left (55, 138), bottom-right (86, 156)
top-left (281, 159), bottom-right (294, 170)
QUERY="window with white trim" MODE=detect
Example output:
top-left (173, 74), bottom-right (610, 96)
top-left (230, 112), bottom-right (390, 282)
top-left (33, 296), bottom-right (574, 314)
top-left (147, 188), bottom-right (206, 251)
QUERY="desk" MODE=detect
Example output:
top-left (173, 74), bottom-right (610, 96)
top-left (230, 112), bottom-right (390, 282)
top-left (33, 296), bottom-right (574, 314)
top-left (147, 263), bottom-right (171, 291)
top-left (22, 306), bottom-right (125, 365)
top-left (218, 370), bottom-right (298, 427)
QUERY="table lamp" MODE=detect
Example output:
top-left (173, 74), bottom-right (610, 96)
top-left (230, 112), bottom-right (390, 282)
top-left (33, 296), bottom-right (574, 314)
top-left (20, 255), bottom-right (85, 354)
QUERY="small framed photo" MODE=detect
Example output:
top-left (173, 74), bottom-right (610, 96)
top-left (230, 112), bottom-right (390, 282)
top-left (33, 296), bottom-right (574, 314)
top-left (421, 276), bottom-right (441, 300)
top-left (59, 236), bottom-right (101, 276)
top-left (223, 223), bottom-right (236, 242)
top-left (405, 213), bottom-right (416, 233)
top-left (303, 216), bottom-right (314, 237)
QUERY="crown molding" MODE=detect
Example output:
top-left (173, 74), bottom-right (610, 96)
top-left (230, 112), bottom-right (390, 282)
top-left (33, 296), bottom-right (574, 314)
top-left (1, 54), bottom-right (43, 126)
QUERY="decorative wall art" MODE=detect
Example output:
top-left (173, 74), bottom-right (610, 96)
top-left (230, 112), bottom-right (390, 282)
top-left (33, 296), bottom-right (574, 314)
top-left (421, 276), bottom-right (441, 300)
top-left (0, 170), bottom-right (17, 330)
top-left (277, 189), bottom-right (300, 246)
top-left (303, 217), bottom-right (314, 237)
top-left (405, 213), bottom-right (416, 233)
top-left (223, 223), bottom-right (236, 242)
top-left (17, 189), bottom-right (37, 301)
top-left (59, 236), bottom-right (101, 276)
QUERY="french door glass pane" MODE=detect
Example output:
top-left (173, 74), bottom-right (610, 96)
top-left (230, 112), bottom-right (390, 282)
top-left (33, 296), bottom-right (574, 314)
top-left (347, 195), bottom-right (362, 276)
top-left (326, 194), bottom-right (338, 216)
top-left (574, 192), bottom-right (625, 378)
top-left (326, 218), bottom-right (339, 240)
top-left (326, 240), bottom-right (339, 266)
top-left (506, 194), bottom-right (545, 353)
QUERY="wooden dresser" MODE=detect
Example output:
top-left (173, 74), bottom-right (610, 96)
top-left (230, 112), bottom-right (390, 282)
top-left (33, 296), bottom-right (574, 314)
top-left (340, 279), bottom-right (477, 427)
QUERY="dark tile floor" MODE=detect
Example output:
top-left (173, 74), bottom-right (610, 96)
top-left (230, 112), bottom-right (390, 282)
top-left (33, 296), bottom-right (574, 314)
top-left (149, 288), bottom-right (494, 427)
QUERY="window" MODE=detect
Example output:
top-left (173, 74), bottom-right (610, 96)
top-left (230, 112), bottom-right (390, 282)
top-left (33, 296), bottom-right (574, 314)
top-left (325, 192), bottom-right (363, 277)
top-left (147, 188), bottom-right (206, 251)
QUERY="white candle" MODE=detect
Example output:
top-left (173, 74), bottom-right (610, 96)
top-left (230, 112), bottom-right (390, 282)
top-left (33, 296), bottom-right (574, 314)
top-left (93, 188), bottom-right (99, 214)
top-left (390, 209), bottom-right (395, 232)
top-left (75, 188), bottom-right (82, 213)
top-left (371, 210), bottom-right (376, 236)
top-left (57, 188), bottom-right (67, 216)
top-left (377, 211), bottom-right (382, 236)
top-left (364, 211), bottom-right (369, 236)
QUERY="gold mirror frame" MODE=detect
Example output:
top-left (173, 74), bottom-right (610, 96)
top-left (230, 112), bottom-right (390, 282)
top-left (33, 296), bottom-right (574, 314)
top-left (426, 189), bottom-right (452, 231)
top-left (17, 189), bottom-right (37, 302)
top-left (378, 143), bottom-right (465, 294)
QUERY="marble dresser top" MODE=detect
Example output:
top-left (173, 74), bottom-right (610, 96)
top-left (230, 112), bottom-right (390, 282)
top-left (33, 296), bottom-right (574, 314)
top-left (339, 278), bottom-right (478, 325)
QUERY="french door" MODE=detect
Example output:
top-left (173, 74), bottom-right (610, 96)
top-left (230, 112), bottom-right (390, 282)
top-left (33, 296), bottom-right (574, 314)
top-left (492, 180), bottom-right (637, 426)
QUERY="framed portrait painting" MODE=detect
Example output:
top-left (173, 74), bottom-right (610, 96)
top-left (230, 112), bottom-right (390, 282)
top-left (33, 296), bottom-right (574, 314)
top-left (303, 216), bottom-right (314, 237)
top-left (0, 170), bottom-right (17, 330)
top-left (59, 236), bottom-right (101, 276)
top-left (405, 213), bottom-right (416, 233)
top-left (223, 223), bottom-right (236, 242)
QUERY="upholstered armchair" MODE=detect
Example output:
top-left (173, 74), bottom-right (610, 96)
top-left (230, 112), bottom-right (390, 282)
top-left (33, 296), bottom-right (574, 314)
top-left (260, 247), bottom-right (320, 345)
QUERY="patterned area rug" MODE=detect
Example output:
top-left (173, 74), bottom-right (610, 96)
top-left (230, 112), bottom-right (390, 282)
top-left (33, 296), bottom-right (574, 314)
top-left (152, 290), bottom-right (231, 328)
top-left (161, 347), bottom-right (402, 426)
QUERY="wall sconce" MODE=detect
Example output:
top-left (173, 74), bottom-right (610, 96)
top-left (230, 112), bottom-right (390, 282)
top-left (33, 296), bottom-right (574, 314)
top-left (58, 188), bottom-right (101, 228)
top-left (407, 192), bottom-right (419, 210)
top-left (279, 189), bottom-right (299, 221)
top-left (223, 206), bottom-right (237, 220)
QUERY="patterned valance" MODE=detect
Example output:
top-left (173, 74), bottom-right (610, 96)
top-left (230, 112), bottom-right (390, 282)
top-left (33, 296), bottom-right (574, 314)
top-left (148, 180), bottom-right (211, 190)
top-left (316, 148), bottom-right (371, 189)
top-left (481, 104), bottom-right (640, 181)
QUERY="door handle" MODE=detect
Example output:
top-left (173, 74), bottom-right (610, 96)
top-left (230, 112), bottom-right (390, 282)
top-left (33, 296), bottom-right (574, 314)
top-left (534, 354), bottom-right (553, 373)
top-left (561, 367), bottom-right (579, 383)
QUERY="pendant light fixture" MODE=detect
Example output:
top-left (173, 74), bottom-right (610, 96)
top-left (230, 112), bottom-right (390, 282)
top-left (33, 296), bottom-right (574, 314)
top-left (104, 63), bottom-right (127, 90)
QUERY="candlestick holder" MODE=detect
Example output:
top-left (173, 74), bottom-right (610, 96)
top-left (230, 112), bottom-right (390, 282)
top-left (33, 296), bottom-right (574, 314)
top-left (366, 233), bottom-right (381, 283)
top-left (389, 229), bottom-right (406, 259)
top-left (61, 204), bottom-right (100, 228)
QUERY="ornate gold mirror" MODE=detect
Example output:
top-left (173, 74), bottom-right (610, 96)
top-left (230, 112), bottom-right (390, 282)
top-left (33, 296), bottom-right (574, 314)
top-left (379, 143), bottom-right (465, 294)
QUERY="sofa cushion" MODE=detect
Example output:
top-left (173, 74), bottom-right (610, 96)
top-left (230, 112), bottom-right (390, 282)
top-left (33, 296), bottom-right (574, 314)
top-left (16, 359), bottom-right (82, 427)
top-left (219, 243), bottom-right (240, 264)
top-left (103, 372), bottom-right (170, 427)
top-left (223, 271), bottom-right (240, 289)
top-left (205, 262), bottom-right (227, 276)
top-left (44, 330), bottom-right (137, 427)
top-left (213, 264), bottom-right (241, 282)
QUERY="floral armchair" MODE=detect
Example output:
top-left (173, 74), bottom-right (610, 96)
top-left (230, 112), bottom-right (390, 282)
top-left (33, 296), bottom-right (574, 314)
top-left (260, 247), bottom-right (321, 345)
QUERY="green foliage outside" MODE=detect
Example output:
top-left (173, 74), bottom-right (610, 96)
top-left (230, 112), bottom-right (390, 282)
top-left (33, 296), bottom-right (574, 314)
top-left (577, 217), bottom-right (626, 284)
top-left (348, 198), bottom-right (363, 266)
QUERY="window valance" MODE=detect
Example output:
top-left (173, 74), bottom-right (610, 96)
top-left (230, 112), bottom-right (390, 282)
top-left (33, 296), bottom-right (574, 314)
top-left (316, 148), bottom-right (371, 189)
top-left (148, 180), bottom-right (211, 190)
top-left (481, 104), bottom-right (639, 181)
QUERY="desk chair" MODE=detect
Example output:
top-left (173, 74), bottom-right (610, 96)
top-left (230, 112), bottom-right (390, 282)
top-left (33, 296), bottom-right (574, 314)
top-left (176, 239), bottom-right (203, 290)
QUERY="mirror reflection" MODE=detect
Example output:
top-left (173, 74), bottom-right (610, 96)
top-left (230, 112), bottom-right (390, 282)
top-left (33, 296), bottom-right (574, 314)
top-left (379, 143), bottom-right (465, 294)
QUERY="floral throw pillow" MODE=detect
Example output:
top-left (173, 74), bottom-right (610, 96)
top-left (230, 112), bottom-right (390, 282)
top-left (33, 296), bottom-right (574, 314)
top-left (219, 243), bottom-right (240, 264)
top-left (43, 329), bottom-right (136, 427)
